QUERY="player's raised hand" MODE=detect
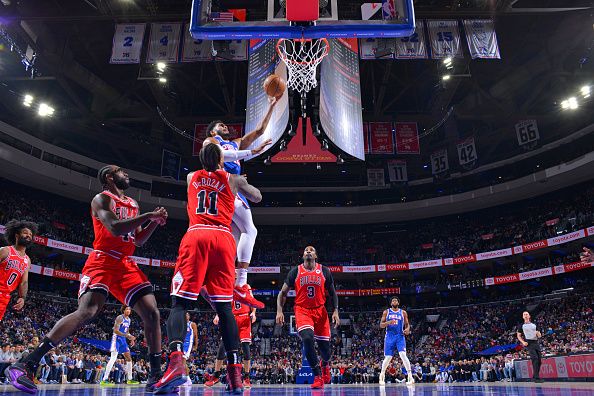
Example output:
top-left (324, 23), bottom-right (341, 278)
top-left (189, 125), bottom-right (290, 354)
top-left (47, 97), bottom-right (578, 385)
top-left (580, 247), bottom-right (593, 264)
top-left (251, 139), bottom-right (273, 155)
top-left (332, 310), bottom-right (340, 328)
top-left (275, 312), bottom-right (285, 326)
top-left (268, 96), bottom-right (278, 106)
top-left (213, 314), bottom-right (219, 326)
top-left (151, 207), bottom-right (168, 225)
top-left (13, 297), bottom-right (25, 311)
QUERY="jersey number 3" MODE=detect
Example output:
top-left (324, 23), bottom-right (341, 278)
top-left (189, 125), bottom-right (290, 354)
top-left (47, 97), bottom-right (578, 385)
top-left (196, 190), bottom-right (219, 215)
top-left (307, 286), bottom-right (315, 298)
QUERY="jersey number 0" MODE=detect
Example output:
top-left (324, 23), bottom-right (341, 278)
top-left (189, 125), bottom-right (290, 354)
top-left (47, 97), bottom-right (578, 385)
top-left (196, 190), bottom-right (219, 215)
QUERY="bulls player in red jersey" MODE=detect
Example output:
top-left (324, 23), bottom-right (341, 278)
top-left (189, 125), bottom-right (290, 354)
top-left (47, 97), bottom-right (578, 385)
top-left (7, 165), bottom-right (168, 394)
top-left (0, 220), bottom-right (38, 321)
top-left (276, 246), bottom-right (340, 389)
top-left (154, 144), bottom-right (262, 394)
top-left (204, 286), bottom-right (257, 389)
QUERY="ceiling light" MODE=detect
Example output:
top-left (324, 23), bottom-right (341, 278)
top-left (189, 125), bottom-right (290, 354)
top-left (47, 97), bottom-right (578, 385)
top-left (442, 75), bottom-right (451, 81)
top-left (156, 62), bottom-right (166, 72)
top-left (23, 94), bottom-right (33, 107)
top-left (581, 85), bottom-right (590, 98)
top-left (568, 97), bottom-right (578, 110)
top-left (443, 57), bottom-right (452, 65)
top-left (560, 100), bottom-right (569, 110)
top-left (159, 77), bottom-right (167, 83)
top-left (38, 103), bottom-right (54, 117)
top-left (321, 140), bottom-right (329, 151)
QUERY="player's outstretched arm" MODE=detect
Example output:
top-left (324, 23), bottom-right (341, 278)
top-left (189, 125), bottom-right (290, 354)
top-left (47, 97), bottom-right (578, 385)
top-left (403, 310), bottom-right (411, 335)
top-left (276, 283), bottom-right (290, 326)
top-left (229, 174), bottom-right (262, 203)
top-left (238, 97), bottom-right (278, 150)
top-left (92, 194), bottom-right (166, 237)
top-left (134, 206), bottom-right (168, 247)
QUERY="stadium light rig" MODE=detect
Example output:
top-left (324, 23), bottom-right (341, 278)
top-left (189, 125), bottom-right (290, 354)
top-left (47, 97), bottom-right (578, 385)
top-left (156, 62), bottom-right (166, 73)
top-left (23, 94), bottom-right (33, 107)
top-left (38, 103), bottom-right (55, 117)
top-left (581, 85), bottom-right (591, 98)
top-left (442, 74), bottom-right (451, 81)
top-left (443, 57), bottom-right (453, 70)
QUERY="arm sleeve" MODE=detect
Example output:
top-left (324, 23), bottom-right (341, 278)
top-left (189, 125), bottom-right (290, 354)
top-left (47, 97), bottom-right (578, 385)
top-left (323, 266), bottom-right (338, 310)
top-left (284, 267), bottom-right (298, 288)
top-left (223, 150), bottom-right (252, 162)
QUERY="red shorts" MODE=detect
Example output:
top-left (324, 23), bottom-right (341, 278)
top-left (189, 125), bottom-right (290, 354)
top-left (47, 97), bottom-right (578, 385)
top-left (0, 293), bottom-right (11, 321)
top-left (171, 227), bottom-right (236, 302)
top-left (235, 314), bottom-right (252, 343)
top-left (79, 251), bottom-right (152, 306)
top-left (295, 304), bottom-right (331, 341)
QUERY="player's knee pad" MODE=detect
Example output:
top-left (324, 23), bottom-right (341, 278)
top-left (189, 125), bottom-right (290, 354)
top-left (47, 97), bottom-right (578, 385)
top-left (241, 342), bottom-right (251, 361)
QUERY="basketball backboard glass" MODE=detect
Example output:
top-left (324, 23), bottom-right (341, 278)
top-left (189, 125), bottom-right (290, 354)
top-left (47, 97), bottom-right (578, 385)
top-left (190, 0), bottom-right (415, 40)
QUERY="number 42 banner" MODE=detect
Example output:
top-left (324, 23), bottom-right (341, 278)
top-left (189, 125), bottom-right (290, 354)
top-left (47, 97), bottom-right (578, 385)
top-left (457, 137), bottom-right (477, 166)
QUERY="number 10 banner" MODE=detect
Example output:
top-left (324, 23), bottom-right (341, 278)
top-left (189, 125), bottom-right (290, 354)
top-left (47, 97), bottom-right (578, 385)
top-left (110, 24), bottom-right (146, 64)
top-left (146, 23), bottom-right (182, 63)
top-left (427, 20), bottom-right (462, 59)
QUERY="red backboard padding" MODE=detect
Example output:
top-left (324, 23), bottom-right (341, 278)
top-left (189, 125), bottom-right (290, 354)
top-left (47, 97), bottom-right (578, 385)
top-left (286, 0), bottom-right (319, 22)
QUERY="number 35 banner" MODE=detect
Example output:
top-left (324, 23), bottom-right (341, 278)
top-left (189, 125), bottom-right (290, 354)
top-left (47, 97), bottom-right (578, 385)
top-left (110, 24), bottom-right (146, 64)
top-left (427, 20), bottom-right (462, 59)
top-left (146, 23), bottom-right (182, 63)
top-left (431, 148), bottom-right (449, 175)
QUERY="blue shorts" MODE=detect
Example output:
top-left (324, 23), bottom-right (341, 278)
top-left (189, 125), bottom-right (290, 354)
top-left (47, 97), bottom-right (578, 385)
top-left (237, 193), bottom-right (250, 209)
top-left (384, 334), bottom-right (406, 356)
top-left (110, 335), bottom-right (130, 354)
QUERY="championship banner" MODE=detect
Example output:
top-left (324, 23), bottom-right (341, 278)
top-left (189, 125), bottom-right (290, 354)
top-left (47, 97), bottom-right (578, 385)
top-left (369, 122), bottom-right (394, 154)
top-left (394, 122), bottom-right (420, 154)
top-left (515, 119), bottom-right (540, 147)
top-left (387, 159), bottom-right (407, 182)
top-left (367, 168), bottom-right (386, 187)
top-left (161, 149), bottom-right (181, 180)
top-left (462, 20), bottom-right (501, 59)
top-left (110, 24), bottom-right (146, 64)
top-left (146, 23), bottom-right (182, 63)
top-left (430, 148), bottom-right (449, 175)
top-left (181, 29), bottom-right (213, 62)
top-left (395, 21), bottom-right (428, 59)
top-left (457, 137), bottom-right (477, 166)
top-left (359, 38), bottom-right (395, 59)
top-left (426, 20), bottom-right (463, 59)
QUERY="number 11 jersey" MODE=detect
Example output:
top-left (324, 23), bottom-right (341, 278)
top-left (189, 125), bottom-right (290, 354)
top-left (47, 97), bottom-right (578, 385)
top-left (187, 169), bottom-right (235, 231)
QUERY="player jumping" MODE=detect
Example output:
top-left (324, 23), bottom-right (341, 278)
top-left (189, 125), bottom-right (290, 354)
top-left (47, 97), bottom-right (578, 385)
top-left (154, 144), bottom-right (262, 394)
top-left (203, 97), bottom-right (277, 309)
top-left (6, 165), bottom-right (167, 394)
top-left (101, 306), bottom-right (139, 386)
top-left (379, 296), bottom-right (414, 385)
top-left (0, 220), bottom-right (37, 321)
top-left (276, 246), bottom-right (340, 389)
top-left (204, 285), bottom-right (257, 389)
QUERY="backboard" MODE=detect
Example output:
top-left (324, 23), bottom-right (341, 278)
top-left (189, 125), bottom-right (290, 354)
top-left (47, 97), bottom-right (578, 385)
top-left (190, 0), bottom-right (415, 40)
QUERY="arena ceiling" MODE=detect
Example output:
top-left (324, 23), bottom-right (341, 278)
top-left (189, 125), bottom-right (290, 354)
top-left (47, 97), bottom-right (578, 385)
top-left (0, 0), bottom-right (592, 188)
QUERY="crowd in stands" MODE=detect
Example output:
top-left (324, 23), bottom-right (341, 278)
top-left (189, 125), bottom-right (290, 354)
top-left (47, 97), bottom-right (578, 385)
top-left (0, 290), bottom-right (591, 385)
top-left (1, 178), bottom-right (593, 268)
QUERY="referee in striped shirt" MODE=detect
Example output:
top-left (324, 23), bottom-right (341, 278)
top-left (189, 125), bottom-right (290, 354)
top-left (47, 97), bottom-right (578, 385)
top-left (516, 311), bottom-right (543, 382)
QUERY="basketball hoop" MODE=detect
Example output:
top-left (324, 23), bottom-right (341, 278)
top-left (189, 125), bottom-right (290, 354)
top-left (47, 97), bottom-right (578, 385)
top-left (276, 38), bottom-right (330, 95)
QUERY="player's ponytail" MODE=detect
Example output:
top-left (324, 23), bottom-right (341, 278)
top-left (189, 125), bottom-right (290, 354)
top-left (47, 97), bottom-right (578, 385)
top-left (199, 144), bottom-right (222, 172)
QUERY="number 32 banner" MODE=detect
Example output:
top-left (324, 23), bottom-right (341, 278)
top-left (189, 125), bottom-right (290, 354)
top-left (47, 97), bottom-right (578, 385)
top-left (110, 24), bottom-right (146, 64)
top-left (146, 23), bottom-right (182, 63)
top-left (427, 20), bottom-right (462, 59)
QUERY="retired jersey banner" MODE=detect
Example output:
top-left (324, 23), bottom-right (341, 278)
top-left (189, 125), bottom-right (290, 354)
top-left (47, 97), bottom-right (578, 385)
top-left (215, 40), bottom-right (248, 61)
top-left (110, 24), bottom-right (146, 64)
top-left (369, 122), bottom-right (394, 154)
top-left (387, 159), bottom-right (407, 182)
top-left (359, 38), bottom-right (395, 59)
top-left (395, 21), bottom-right (428, 59)
top-left (430, 148), bottom-right (449, 175)
top-left (181, 29), bottom-right (213, 62)
top-left (146, 23), bottom-right (182, 63)
top-left (427, 20), bottom-right (463, 59)
top-left (457, 137), bottom-right (477, 165)
top-left (515, 119), bottom-right (540, 146)
top-left (367, 168), bottom-right (386, 187)
top-left (462, 20), bottom-right (500, 59)
top-left (394, 122), bottom-right (420, 154)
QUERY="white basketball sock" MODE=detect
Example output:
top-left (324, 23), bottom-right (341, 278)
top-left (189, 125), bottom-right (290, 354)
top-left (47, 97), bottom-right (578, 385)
top-left (103, 351), bottom-right (118, 381)
top-left (380, 356), bottom-right (392, 376)
top-left (235, 268), bottom-right (249, 287)
top-left (399, 351), bottom-right (413, 378)
top-left (125, 361), bottom-right (133, 381)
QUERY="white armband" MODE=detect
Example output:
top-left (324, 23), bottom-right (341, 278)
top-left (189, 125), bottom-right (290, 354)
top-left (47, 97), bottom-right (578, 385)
top-left (223, 150), bottom-right (252, 162)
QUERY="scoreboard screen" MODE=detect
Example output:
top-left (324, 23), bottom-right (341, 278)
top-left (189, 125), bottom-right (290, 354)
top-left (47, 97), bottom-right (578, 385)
top-left (319, 38), bottom-right (365, 161)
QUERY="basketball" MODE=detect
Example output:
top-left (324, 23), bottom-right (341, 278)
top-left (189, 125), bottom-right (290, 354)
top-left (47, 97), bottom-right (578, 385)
top-left (263, 74), bottom-right (286, 99)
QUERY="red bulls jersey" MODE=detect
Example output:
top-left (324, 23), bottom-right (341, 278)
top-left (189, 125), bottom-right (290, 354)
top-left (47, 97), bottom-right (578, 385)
top-left (92, 191), bottom-right (139, 258)
top-left (0, 246), bottom-right (30, 293)
top-left (187, 169), bottom-right (235, 231)
top-left (233, 285), bottom-right (252, 316)
top-left (294, 263), bottom-right (327, 308)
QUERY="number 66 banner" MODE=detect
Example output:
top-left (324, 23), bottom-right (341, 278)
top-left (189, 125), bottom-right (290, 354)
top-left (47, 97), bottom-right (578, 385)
top-left (515, 119), bottom-right (540, 147)
top-left (110, 24), bottom-right (146, 64)
top-left (146, 23), bottom-right (182, 63)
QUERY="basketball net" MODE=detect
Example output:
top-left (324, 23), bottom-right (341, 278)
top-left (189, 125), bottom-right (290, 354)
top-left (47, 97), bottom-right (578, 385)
top-left (276, 38), bottom-right (330, 94)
